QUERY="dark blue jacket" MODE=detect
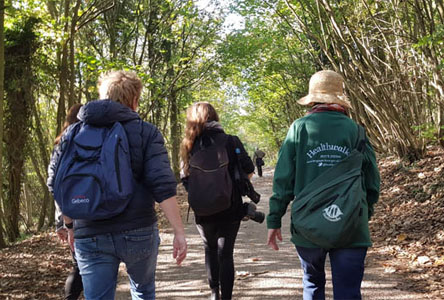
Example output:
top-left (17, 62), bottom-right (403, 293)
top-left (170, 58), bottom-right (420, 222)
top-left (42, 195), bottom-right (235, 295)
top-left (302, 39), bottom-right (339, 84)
top-left (47, 100), bottom-right (177, 238)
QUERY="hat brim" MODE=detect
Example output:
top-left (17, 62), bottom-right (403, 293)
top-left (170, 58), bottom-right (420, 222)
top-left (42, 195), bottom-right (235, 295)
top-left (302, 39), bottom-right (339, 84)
top-left (297, 93), bottom-right (352, 109)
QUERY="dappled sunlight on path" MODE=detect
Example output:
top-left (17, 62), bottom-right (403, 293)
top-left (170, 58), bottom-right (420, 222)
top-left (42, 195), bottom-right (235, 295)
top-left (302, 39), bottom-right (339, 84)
top-left (115, 167), bottom-right (423, 299)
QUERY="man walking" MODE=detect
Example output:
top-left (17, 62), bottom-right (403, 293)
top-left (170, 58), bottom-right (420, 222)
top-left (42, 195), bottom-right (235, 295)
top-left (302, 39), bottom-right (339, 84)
top-left (48, 70), bottom-right (187, 299)
top-left (253, 148), bottom-right (265, 177)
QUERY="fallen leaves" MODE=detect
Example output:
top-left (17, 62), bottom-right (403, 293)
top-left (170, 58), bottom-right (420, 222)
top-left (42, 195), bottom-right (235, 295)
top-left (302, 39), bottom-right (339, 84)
top-left (396, 233), bottom-right (407, 242)
top-left (236, 270), bottom-right (251, 279)
top-left (434, 256), bottom-right (444, 266)
top-left (384, 266), bottom-right (397, 273)
top-left (370, 146), bottom-right (444, 299)
top-left (0, 233), bottom-right (69, 299)
top-left (417, 256), bottom-right (431, 265)
top-left (0, 147), bottom-right (443, 299)
top-left (235, 270), bottom-right (269, 280)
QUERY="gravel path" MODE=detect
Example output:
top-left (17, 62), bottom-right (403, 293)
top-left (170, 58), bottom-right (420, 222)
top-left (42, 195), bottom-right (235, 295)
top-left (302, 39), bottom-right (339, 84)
top-left (115, 168), bottom-right (423, 299)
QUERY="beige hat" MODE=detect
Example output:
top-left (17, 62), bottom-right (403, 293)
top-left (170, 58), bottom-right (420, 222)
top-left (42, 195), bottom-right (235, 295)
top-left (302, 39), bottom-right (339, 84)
top-left (298, 70), bottom-right (352, 109)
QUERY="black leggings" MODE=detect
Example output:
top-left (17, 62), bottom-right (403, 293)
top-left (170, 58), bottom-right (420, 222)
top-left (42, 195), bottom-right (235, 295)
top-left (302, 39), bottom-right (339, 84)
top-left (65, 251), bottom-right (83, 300)
top-left (196, 221), bottom-right (241, 299)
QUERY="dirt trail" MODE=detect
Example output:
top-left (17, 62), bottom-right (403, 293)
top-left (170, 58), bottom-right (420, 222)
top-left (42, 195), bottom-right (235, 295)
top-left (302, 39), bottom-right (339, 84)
top-left (115, 168), bottom-right (424, 299)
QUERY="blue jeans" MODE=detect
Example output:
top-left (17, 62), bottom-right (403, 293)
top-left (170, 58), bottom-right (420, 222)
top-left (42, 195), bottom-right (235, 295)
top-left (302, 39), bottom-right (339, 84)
top-left (74, 224), bottom-right (160, 300)
top-left (296, 246), bottom-right (367, 300)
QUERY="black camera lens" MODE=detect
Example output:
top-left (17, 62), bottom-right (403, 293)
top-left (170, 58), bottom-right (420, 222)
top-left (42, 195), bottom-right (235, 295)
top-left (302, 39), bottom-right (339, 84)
top-left (250, 211), bottom-right (265, 223)
top-left (245, 202), bottom-right (265, 224)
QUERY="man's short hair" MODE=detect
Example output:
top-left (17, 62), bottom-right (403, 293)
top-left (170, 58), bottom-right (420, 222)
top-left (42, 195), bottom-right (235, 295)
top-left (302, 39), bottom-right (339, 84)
top-left (98, 70), bottom-right (142, 108)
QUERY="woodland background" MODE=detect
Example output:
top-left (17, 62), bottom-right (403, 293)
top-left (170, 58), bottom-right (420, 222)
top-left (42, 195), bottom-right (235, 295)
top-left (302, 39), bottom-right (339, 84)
top-left (0, 0), bottom-right (443, 248)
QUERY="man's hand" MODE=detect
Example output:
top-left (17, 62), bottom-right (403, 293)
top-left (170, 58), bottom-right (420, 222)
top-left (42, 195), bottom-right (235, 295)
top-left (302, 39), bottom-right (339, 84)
top-left (172, 233), bottom-right (187, 265)
top-left (159, 196), bottom-right (188, 265)
top-left (67, 228), bottom-right (75, 252)
top-left (56, 227), bottom-right (68, 242)
top-left (267, 228), bottom-right (282, 251)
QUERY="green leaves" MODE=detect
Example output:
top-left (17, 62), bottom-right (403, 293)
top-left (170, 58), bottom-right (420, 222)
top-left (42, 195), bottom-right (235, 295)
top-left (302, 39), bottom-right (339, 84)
top-left (414, 24), bottom-right (444, 49)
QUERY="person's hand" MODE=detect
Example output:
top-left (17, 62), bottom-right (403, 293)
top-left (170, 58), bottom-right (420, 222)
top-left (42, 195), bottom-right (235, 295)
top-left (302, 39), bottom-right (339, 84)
top-left (56, 227), bottom-right (68, 242)
top-left (267, 228), bottom-right (282, 251)
top-left (172, 233), bottom-right (187, 265)
top-left (67, 228), bottom-right (75, 252)
top-left (158, 196), bottom-right (187, 265)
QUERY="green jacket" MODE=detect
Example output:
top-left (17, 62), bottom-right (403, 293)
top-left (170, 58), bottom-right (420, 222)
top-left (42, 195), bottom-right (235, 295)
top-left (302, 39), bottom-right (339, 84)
top-left (267, 111), bottom-right (380, 248)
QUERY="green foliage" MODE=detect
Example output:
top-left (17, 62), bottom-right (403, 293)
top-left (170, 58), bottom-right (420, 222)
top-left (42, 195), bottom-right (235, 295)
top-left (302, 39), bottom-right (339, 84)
top-left (4, 0), bottom-right (444, 242)
top-left (15, 232), bottom-right (34, 243)
top-left (413, 124), bottom-right (444, 144)
top-left (215, 1), bottom-right (315, 156)
top-left (414, 24), bottom-right (444, 49)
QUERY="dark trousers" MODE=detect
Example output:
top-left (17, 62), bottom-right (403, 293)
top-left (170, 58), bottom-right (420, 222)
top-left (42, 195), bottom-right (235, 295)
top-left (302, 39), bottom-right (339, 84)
top-left (65, 251), bottom-right (83, 300)
top-left (257, 165), bottom-right (263, 177)
top-left (296, 246), bottom-right (367, 300)
top-left (196, 221), bottom-right (241, 300)
top-left (255, 158), bottom-right (263, 177)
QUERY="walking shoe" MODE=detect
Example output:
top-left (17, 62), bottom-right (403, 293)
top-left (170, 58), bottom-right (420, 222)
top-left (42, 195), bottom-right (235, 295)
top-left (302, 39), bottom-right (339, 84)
top-left (210, 287), bottom-right (220, 300)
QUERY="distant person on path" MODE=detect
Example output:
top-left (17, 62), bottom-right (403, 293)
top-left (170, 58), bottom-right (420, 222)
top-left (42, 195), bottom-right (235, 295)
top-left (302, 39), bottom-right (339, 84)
top-left (48, 70), bottom-right (187, 299)
top-left (54, 104), bottom-right (84, 300)
top-left (180, 102), bottom-right (255, 300)
top-left (253, 148), bottom-right (265, 177)
top-left (266, 70), bottom-right (380, 300)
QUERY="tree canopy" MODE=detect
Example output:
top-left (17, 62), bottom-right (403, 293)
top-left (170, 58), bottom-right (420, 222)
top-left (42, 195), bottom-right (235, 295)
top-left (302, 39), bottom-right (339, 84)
top-left (0, 0), bottom-right (443, 246)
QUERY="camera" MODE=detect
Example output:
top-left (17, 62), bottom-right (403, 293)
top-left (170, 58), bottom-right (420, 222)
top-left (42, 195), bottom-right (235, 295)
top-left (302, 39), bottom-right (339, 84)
top-left (236, 174), bottom-right (261, 203)
top-left (237, 178), bottom-right (265, 224)
top-left (243, 202), bottom-right (265, 223)
top-left (233, 151), bottom-right (264, 223)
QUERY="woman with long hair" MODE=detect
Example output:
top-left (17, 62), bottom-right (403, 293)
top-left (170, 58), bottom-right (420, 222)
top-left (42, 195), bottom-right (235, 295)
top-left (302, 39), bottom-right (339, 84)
top-left (54, 103), bottom-right (84, 300)
top-left (54, 103), bottom-right (83, 145)
top-left (180, 102), bottom-right (254, 300)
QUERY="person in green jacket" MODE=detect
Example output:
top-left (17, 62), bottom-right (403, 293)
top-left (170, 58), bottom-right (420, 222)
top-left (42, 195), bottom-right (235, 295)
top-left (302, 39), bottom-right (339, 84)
top-left (267, 70), bottom-right (380, 300)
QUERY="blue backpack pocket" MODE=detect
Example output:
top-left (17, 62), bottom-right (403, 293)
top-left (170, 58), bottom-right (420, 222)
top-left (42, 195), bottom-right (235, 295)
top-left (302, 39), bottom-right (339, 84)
top-left (54, 122), bottom-right (134, 220)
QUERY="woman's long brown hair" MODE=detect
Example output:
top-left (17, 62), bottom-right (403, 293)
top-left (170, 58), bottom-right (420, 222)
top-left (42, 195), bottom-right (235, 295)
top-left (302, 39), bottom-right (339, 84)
top-left (54, 103), bottom-right (83, 145)
top-left (180, 102), bottom-right (219, 176)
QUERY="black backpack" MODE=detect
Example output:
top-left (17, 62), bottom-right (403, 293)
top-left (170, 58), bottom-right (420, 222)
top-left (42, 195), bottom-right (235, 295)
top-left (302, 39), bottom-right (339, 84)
top-left (187, 134), bottom-right (233, 216)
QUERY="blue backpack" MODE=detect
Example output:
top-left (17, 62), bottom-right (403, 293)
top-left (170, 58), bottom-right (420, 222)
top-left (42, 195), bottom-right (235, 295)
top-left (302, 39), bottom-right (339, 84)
top-left (53, 121), bottom-right (134, 220)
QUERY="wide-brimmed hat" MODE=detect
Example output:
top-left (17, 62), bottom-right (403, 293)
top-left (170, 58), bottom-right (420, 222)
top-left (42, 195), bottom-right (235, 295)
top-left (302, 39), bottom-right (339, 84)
top-left (298, 70), bottom-right (352, 109)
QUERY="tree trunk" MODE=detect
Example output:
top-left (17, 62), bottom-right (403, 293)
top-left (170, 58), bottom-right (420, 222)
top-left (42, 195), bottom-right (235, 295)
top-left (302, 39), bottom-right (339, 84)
top-left (56, 0), bottom-right (71, 137)
top-left (30, 99), bottom-right (52, 229)
top-left (269, 118), bottom-right (282, 149)
top-left (170, 89), bottom-right (180, 180)
top-left (0, 0), bottom-right (6, 248)
top-left (68, 0), bottom-right (81, 108)
top-left (438, 103), bottom-right (444, 148)
top-left (30, 153), bottom-right (50, 231)
top-left (4, 17), bottom-right (37, 242)
top-left (24, 183), bottom-right (33, 228)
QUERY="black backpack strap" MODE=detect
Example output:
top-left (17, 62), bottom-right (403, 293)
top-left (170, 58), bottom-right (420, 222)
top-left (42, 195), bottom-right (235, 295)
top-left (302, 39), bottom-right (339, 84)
top-left (356, 125), bottom-right (367, 153)
top-left (226, 135), bottom-right (243, 181)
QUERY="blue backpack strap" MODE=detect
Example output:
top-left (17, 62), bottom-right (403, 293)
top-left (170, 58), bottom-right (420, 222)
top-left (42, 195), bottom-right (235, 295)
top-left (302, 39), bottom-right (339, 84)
top-left (51, 122), bottom-right (82, 189)
top-left (122, 119), bottom-right (144, 181)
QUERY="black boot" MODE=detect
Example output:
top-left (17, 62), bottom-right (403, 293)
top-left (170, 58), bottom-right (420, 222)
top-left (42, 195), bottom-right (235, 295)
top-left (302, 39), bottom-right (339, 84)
top-left (210, 287), bottom-right (220, 300)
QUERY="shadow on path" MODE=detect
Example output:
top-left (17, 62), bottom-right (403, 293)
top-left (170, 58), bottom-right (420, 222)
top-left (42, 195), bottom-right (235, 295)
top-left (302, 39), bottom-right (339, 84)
top-left (116, 168), bottom-right (422, 299)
